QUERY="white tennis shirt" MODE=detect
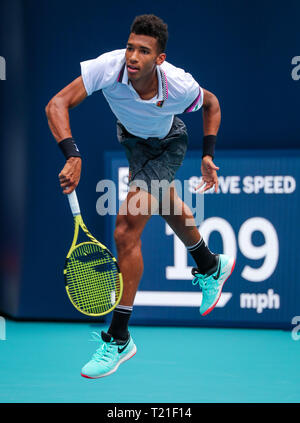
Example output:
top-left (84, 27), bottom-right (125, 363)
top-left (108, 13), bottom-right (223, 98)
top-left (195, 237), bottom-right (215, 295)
top-left (80, 49), bottom-right (203, 139)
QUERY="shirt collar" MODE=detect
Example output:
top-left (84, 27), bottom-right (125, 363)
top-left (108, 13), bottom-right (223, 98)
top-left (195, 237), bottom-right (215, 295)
top-left (117, 63), bottom-right (168, 104)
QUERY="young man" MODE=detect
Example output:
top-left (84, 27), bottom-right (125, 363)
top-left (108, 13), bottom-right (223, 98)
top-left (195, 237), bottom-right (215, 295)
top-left (46, 14), bottom-right (235, 379)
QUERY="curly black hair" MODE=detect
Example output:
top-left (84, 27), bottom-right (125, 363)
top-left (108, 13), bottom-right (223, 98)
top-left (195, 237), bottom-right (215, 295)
top-left (130, 14), bottom-right (168, 54)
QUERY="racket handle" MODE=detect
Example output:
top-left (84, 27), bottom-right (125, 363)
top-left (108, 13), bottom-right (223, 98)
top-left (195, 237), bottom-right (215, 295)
top-left (67, 190), bottom-right (81, 216)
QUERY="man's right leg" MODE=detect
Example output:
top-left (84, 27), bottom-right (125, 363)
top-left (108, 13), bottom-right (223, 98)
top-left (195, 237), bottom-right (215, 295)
top-left (81, 186), bottom-right (157, 379)
top-left (107, 186), bottom-right (156, 339)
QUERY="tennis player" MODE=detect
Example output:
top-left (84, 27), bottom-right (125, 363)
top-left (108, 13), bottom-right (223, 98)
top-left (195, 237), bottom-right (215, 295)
top-left (46, 14), bottom-right (235, 379)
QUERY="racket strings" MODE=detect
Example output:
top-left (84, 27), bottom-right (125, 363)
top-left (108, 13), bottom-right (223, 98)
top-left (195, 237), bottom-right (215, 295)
top-left (65, 243), bottom-right (121, 315)
top-left (67, 263), bottom-right (119, 313)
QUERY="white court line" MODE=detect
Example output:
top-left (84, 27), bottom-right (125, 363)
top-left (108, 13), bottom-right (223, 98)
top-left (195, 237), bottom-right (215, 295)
top-left (134, 291), bottom-right (232, 307)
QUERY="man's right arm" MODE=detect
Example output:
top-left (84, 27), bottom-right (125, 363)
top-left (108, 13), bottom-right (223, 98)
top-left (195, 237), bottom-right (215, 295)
top-left (46, 76), bottom-right (87, 141)
top-left (45, 76), bottom-right (87, 194)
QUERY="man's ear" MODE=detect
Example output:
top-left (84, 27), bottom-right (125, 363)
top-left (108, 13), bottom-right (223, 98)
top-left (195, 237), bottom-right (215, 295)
top-left (156, 53), bottom-right (166, 66)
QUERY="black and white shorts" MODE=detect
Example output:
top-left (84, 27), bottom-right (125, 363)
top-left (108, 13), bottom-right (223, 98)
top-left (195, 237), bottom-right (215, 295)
top-left (116, 116), bottom-right (188, 202)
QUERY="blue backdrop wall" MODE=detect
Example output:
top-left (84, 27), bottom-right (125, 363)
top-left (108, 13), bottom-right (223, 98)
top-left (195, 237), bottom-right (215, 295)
top-left (0, 0), bottom-right (299, 322)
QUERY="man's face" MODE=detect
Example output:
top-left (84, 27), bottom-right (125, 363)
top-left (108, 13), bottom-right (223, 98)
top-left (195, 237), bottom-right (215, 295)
top-left (125, 33), bottom-right (166, 81)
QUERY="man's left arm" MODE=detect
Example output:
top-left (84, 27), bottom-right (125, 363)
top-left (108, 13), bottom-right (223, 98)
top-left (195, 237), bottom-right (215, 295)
top-left (202, 88), bottom-right (221, 137)
top-left (196, 88), bottom-right (221, 193)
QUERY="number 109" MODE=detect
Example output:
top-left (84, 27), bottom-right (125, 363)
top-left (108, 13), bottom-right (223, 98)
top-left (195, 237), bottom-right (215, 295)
top-left (166, 217), bottom-right (279, 282)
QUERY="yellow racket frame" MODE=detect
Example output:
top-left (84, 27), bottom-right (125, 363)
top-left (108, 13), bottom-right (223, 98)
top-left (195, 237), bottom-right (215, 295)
top-left (64, 197), bottom-right (123, 316)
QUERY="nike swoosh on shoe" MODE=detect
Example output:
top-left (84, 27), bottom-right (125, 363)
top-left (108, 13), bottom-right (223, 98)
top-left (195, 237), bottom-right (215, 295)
top-left (118, 339), bottom-right (130, 354)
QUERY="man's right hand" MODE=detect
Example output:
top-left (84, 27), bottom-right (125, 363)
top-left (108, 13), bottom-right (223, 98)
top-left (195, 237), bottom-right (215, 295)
top-left (59, 157), bottom-right (82, 194)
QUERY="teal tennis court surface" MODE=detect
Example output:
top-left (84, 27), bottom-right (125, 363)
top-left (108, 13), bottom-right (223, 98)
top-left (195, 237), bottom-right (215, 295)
top-left (1, 320), bottom-right (299, 403)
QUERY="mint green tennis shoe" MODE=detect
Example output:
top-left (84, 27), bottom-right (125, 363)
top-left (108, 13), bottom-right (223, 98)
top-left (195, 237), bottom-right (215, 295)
top-left (81, 331), bottom-right (137, 379)
top-left (192, 254), bottom-right (235, 316)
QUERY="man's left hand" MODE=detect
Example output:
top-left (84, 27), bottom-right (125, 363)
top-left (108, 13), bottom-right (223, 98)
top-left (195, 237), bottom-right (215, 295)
top-left (195, 155), bottom-right (219, 193)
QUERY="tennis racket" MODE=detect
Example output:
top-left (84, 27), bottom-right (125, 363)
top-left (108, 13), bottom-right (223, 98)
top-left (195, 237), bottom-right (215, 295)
top-left (64, 190), bottom-right (123, 316)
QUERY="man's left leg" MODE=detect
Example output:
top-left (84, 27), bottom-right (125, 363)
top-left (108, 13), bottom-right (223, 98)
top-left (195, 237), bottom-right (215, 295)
top-left (160, 186), bottom-right (235, 315)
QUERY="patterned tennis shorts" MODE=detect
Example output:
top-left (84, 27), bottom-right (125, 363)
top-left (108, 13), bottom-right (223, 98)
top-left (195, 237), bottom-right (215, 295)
top-left (116, 116), bottom-right (188, 202)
